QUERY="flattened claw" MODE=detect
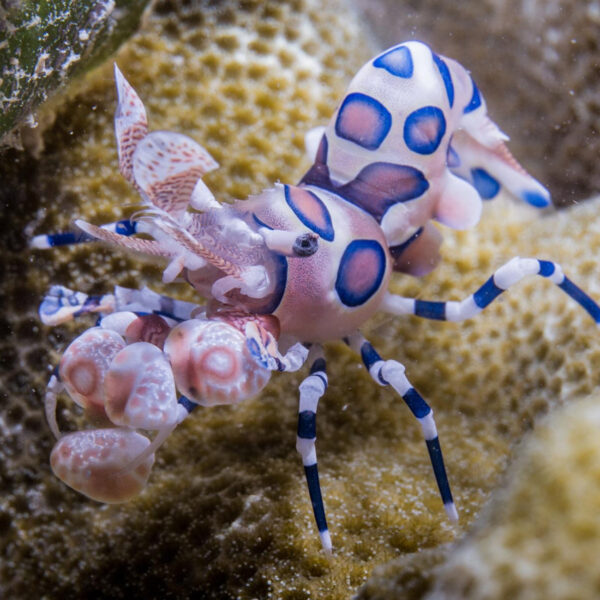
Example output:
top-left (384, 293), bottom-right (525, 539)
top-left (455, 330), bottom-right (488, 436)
top-left (50, 428), bottom-right (155, 503)
top-left (39, 285), bottom-right (115, 326)
top-left (114, 64), bottom-right (148, 184)
top-left (104, 342), bottom-right (182, 430)
top-left (449, 130), bottom-right (551, 207)
top-left (132, 130), bottom-right (219, 218)
top-left (59, 328), bottom-right (126, 412)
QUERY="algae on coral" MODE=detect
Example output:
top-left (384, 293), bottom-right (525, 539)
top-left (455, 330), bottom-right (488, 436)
top-left (0, 0), bottom-right (151, 143)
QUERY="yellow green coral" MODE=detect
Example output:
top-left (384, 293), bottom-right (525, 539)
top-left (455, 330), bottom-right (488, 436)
top-left (427, 394), bottom-right (600, 599)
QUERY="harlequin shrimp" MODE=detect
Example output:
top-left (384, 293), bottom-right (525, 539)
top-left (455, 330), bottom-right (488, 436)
top-left (32, 40), bottom-right (600, 553)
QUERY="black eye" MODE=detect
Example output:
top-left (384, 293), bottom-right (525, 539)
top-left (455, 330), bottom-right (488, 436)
top-left (293, 233), bottom-right (318, 257)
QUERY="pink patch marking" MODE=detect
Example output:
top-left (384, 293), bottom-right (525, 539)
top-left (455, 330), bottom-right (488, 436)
top-left (337, 104), bottom-right (382, 145)
top-left (344, 249), bottom-right (381, 297)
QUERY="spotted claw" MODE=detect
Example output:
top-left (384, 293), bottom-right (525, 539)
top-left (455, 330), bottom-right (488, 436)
top-left (50, 428), bottom-right (155, 503)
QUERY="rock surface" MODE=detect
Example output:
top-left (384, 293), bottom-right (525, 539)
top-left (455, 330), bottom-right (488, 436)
top-left (0, 0), bottom-right (152, 145)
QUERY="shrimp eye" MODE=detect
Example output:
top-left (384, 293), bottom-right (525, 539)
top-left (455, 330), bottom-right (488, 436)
top-left (293, 233), bottom-right (318, 257)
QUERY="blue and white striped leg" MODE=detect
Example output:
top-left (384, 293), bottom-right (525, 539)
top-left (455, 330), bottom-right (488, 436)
top-left (39, 285), bottom-right (117, 326)
top-left (296, 346), bottom-right (332, 553)
top-left (381, 257), bottom-right (600, 324)
top-left (39, 284), bottom-right (202, 326)
top-left (347, 333), bottom-right (458, 523)
top-left (30, 219), bottom-right (138, 249)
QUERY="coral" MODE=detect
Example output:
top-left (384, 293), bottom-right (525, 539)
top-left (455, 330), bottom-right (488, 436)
top-left (2, 0), bottom-right (600, 597)
top-left (357, 196), bottom-right (600, 599)
top-left (0, 0), bottom-right (152, 144)
top-left (426, 394), bottom-right (600, 599)
top-left (359, 394), bottom-right (600, 599)
top-left (354, 0), bottom-right (600, 205)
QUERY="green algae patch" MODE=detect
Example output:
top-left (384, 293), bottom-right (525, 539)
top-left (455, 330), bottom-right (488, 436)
top-left (0, 0), bottom-right (151, 143)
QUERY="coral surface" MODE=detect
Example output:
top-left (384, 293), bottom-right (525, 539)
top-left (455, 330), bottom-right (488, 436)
top-left (359, 393), bottom-right (600, 599)
top-left (2, 0), bottom-right (600, 598)
top-left (429, 394), bottom-right (600, 599)
top-left (355, 0), bottom-right (600, 205)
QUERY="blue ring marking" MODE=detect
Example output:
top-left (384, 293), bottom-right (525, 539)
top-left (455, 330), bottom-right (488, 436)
top-left (463, 78), bottom-right (482, 114)
top-left (403, 388), bottom-right (431, 419)
top-left (250, 213), bottom-right (289, 314)
top-left (558, 277), bottom-right (600, 323)
top-left (432, 53), bottom-right (454, 107)
top-left (298, 411), bottom-right (317, 439)
top-left (335, 92), bottom-right (392, 151)
top-left (473, 276), bottom-right (504, 308)
top-left (389, 227), bottom-right (424, 260)
top-left (471, 167), bottom-right (501, 200)
top-left (360, 341), bottom-right (382, 371)
top-left (335, 240), bottom-right (387, 307)
top-left (373, 45), bottom-right (414, 78)
top-left (446, 142), bottom-right (461, 168)
top-left (538, 260), bottom-right (555, 277)
top-left (414, 299), bottom-right (446, 320)
top-left (115, 219), bottom-right (138, 236)
top-left (304, 464), bottom-right (328, 532)
top-left (425, 436), bottom-right (454, 505)
top-left (284, 185), bottom-right (335, 242)
top-left (246, 337), bottom-right (269, 368)
top-left (521, 190), bottom-right (550, 208)
top-left (404, 106), bottom-right (447, 155)
top-left (178, 395), bottom-right (198, 414)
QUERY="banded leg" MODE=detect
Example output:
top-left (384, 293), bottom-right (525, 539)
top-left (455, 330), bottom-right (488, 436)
top-left (381, 257), bottom-right (600, 324)
top-left (296, 346), bottom-right (332, 553)
top-left (347, 333), bottom-right (458, 522)
top-left (30, 219), bottom-right (139, 249)
top-left (39, 284), bottom-right (202, 326)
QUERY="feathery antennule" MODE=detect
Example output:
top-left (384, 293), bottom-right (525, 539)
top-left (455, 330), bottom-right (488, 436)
top-left (74, 220), bottom-right (174, 257)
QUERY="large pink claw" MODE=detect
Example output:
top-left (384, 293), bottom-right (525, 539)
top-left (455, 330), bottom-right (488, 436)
top-left (58, 327), bottom-right (126, 413)
top-left (104, 342), bottom-right (180, 430)
top-left (164, 319), bottom-right (271, 406)
top-left (50, 428), bottom-right (155, 503)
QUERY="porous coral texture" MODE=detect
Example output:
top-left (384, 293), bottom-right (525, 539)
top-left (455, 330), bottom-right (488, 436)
top-left (358, 197), bottom-right (600, 600)
top-left (355, 0), bottom-right (600, 205)
top-left (429, 395), bottom-right (600, 599)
